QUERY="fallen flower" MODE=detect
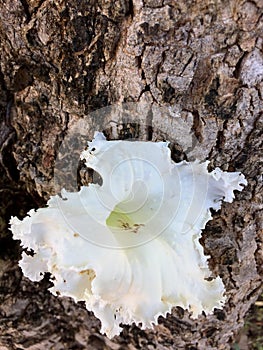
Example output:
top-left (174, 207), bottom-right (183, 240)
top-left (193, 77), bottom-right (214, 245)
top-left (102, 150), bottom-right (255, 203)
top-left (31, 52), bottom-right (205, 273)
top-left (10, 132), bottom-right (247, 338)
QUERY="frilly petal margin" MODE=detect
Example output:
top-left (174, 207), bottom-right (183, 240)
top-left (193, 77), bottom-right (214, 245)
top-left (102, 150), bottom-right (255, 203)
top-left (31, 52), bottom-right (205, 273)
top-left (10, 132), bottom-right (247, 338)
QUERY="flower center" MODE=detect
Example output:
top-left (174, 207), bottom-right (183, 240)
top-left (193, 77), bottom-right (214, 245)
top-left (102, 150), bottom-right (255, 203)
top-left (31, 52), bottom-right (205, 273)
top-left (106, 206), bottom-right (144, 234)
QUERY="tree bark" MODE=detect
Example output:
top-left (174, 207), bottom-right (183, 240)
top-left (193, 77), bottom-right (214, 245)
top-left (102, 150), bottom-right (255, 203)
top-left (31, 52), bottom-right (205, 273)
top-left (0, 0), bottom-right (262, 349)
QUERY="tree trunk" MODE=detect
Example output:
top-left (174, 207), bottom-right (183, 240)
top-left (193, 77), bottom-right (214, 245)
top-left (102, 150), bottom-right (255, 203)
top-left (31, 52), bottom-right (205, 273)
top-left (0, 0), bottom-right (262, 349)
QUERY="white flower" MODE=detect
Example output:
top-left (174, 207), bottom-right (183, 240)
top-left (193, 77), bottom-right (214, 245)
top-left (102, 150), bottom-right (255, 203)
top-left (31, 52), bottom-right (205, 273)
top-left (10, 132), bottom-right (247, 338)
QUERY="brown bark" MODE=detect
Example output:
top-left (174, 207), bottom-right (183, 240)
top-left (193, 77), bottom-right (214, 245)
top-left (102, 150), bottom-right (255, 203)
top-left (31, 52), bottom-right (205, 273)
top-left (0, 0), bottom-right (262, 349)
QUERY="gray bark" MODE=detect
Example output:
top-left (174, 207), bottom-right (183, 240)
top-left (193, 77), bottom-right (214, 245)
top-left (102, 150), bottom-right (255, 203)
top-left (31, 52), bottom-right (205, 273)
top-left (0, 0), bottom-right (262, 349)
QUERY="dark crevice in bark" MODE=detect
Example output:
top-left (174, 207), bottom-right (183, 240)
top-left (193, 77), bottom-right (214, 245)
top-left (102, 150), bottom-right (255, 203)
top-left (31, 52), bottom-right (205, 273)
top-left (0, 97), bottom-right (20, 182)
top-left (180, 53), bottom-right (194, 76)
top-left (128, 0), bottom-right (134, 18)
top-left (20, 0), bottom-right (31, 22)
top-left (215, 130), bottom-right (225, 153)
top-left (246, 284), bottom-right (263, 302)
top-left (191, 110), bottom-right (203, 143)
top-left (233, 51), bottom-right (249, 79)
top-left (146, 107), bottom-right (153, 141)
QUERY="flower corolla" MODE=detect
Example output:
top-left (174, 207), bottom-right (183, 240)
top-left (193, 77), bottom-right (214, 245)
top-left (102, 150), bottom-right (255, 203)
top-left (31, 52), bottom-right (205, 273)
top-left (10, 132), bottom-right (247, 338)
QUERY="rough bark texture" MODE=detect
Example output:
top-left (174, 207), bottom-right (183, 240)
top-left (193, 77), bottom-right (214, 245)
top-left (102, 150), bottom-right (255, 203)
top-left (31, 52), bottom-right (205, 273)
top-left (0, 0), bottom-right (262, 349)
